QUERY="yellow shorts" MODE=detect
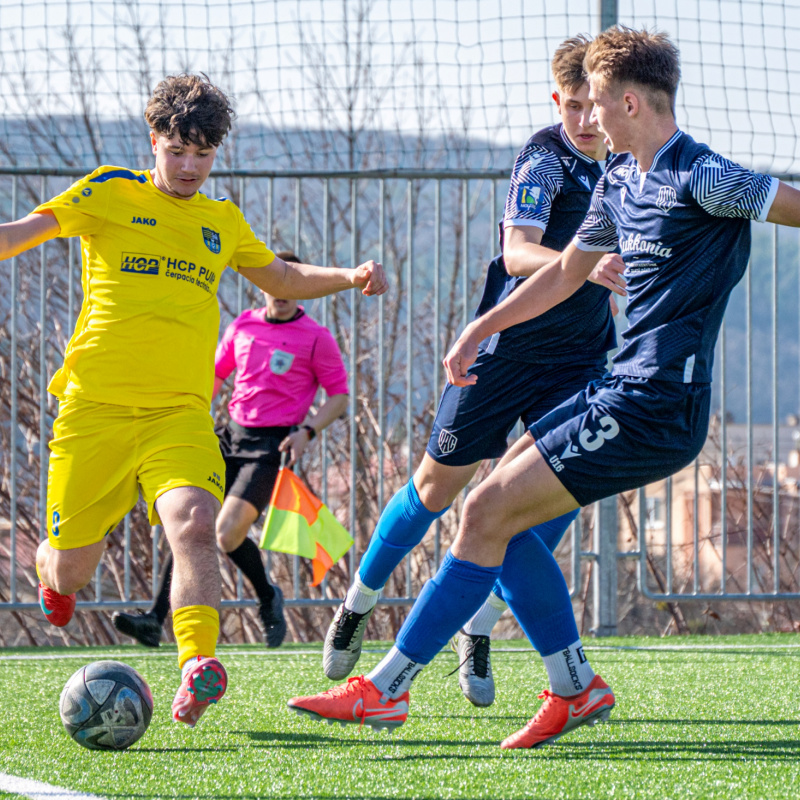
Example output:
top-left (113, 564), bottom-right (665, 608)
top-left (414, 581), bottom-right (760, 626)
top-left (46, 396), bottom-right (225, 550)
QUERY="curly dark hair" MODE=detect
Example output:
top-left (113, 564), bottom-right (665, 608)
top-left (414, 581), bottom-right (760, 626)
top-left (144, 74), bottom-right (235, 147)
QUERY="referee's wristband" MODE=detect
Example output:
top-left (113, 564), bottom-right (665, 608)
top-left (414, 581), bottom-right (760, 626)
top-left (301, 424), bottom-right (317, 441)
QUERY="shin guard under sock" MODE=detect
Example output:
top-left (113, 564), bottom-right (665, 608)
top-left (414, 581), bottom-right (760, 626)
top-left (395, 550), bottom-right (501, 664)
top-left (357, 479), bottom-right (448, 591)
top-left (498, 527), bottom-right (579, 657)
top-left (172, 605), bottom-right (220, 668)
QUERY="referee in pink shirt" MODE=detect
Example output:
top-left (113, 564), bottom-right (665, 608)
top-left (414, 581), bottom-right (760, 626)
top-left (113, 252), bottom-right (349, 648)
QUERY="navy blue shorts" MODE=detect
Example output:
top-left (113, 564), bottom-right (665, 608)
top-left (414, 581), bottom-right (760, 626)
top-left (530, 375), bottom-right (711, 506)
top-left (426, 352), bottom-right (606, 467)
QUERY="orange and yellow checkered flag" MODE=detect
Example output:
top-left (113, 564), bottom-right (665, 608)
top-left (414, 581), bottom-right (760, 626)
top-left (258, 468), bottom-right (353, 586)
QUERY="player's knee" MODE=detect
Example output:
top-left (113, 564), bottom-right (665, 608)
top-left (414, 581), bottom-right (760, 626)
top-left (38, 541), bottom-right (99, 595)
top-left (215, 523), bottom-right (245, 554)
top-left (461, 485), bottom-right (508, 543)
top-left (47, 558), bottom-right (94, 595)
top-left (50, 572), bottom-right (89, 596)
top-left (170, 504), bottom-right (217, 551)
top-left (413, 458), bottom-right (472, 511)
top-left (415, 483), bottom-right (453, 514)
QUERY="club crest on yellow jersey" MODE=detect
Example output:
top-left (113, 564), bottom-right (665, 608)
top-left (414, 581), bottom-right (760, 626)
top-left (202, 227), bottom-right (221, 254)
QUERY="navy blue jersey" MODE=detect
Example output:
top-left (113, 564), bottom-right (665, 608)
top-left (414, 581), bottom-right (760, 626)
top-left (475, 124), bottom-right (617, 365)
top-left (574, 130), bottom-right (778, 383)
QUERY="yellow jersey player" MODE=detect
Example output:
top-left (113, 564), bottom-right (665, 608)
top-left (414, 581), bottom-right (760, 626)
top-left (0, 74), bottom-right (387, 727)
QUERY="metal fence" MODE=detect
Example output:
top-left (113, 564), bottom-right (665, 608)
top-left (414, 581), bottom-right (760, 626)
top-left (2, 166), bottom-right (800, 638)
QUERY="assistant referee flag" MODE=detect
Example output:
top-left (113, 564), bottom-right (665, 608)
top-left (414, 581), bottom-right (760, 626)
top-left (259, 468), bottom-right (354, 586)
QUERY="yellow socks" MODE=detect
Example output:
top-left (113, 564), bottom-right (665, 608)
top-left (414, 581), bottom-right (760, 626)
top-left (172, 605), bottom-right (220, 668)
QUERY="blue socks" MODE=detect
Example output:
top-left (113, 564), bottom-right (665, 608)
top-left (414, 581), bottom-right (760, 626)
top-left (498, 512), bottom-right (581, 657)
top-left (396, 550), bottom-right (501, 664)
top-left (489, 509), bottom-right (578, 603)
top-left (357, 479), bottom-right (449, 591)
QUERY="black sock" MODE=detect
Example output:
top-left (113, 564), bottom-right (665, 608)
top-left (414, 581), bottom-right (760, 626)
top-left (148, 551), bottom-right (173, 625)
top-left (227, 538), bottom-right (275, 604)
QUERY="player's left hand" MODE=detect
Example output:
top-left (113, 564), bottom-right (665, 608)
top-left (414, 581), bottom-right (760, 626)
top-left (443, 324), bottom-right (480, 386)
top-left (279, 429), bottom-right (312, 466)
top-left (351, 260), bottom-right (388, 296)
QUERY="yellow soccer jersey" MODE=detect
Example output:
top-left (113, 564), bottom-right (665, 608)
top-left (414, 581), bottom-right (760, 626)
top-left (34, 166), bottom-right (274, 409)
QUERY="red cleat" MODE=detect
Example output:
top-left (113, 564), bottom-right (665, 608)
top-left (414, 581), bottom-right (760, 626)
top-left (172, 657), bottom-right (227, 727)
top-left (500, 674), bottom-right (615, 749)
top-left (38, 582), bottom-right (75, 627)
top-left (288, 675), bottom-right (409, 731)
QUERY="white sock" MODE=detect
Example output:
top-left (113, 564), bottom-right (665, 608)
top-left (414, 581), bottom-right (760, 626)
top-left (345, 573), bottom-right (381, 615)
top-left (181, 655), bottom-right (205, 679)
top-left (462, 591), bottom-right (508, 637)
top-left (366, 645), bottom-right (424, 699)
top-left (541, 640), bottom-right (595, 696)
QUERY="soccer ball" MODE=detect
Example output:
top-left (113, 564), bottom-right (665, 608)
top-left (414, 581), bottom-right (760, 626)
top-left (59, 660), bottom-right (153, 750)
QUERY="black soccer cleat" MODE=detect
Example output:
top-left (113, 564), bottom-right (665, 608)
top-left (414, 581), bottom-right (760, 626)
top-left (112, 610), bottom-right (163, 648)
top-left (259, 585), bottom-right (287, 648)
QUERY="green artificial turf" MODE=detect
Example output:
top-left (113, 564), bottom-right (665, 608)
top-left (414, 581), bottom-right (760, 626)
top-left (1, 635), bottom-right (799, 799)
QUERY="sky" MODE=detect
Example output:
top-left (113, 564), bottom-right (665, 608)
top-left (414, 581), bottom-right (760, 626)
top-left (0, 0), bottom-right (797, 171)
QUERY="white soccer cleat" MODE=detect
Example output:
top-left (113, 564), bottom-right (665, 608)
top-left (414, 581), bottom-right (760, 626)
top-left (323, 603), bottom-right (375, 680)
top-left (452, 630), bottom-right (495, 707)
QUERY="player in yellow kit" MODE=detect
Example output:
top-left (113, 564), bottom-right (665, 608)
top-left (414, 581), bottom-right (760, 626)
top-left (0, 74), bottom-right (387, 727)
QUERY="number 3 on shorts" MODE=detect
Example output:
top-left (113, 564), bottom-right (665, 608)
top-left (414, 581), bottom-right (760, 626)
top-left (578, 415), bottom-right (620, 452)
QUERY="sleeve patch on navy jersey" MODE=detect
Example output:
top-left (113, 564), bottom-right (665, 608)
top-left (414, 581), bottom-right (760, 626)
top-left (516, 184), bottom-right (545, 212)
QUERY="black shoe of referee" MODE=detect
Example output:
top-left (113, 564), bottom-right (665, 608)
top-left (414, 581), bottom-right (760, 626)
top-left (112, 610), bottom-right (163, 648)
top-left (259, 585), bottom-right (287, 648)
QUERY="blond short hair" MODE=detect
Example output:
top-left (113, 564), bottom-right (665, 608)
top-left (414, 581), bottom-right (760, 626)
top-left (584, 26), bottom-right (680, 115)
top-left (551, 35), bottom-right (592, 95)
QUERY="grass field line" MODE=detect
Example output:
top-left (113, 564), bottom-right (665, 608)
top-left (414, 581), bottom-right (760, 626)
top-left (0, 772), bottom-right (106, 800)
top-left (3, 641), bottom-right (800, 662)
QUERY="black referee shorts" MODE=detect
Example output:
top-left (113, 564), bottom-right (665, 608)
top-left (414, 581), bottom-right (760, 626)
top-left (216, 421), bottom-right (292, 515)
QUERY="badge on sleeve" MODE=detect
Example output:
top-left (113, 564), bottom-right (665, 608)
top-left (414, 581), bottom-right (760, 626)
top-left (516, 184), bottom-right (544, 213)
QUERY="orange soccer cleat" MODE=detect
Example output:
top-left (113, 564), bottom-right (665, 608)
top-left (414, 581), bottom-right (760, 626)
top-left (172, 657), bottom-right (227, 727)
top-left (288, 675), bottom-right (409, 732)
top-left (500, 674), bottom-right (615, 749)
top-left (38, 582), bottom-right (76, 627)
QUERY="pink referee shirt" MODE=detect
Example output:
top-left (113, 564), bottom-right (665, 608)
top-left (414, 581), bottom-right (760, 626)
top-left (215, 308), bottom-right (348, 427)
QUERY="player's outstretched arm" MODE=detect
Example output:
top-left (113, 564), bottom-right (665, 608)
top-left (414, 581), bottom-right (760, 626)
top-left (0, 211), bottom-right (60, 261)
top-left (443, 243), bottom-right (603, 386)
top-left (239, 256), bottom-right (388, 300)
top-left (766, 182), bottom-right (800, 228)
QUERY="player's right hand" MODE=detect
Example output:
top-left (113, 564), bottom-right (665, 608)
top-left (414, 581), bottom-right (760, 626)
top-left (351, 260), bottom-right (388, 296)
top-left (589, 253), bottom-right (627, 296)
top-left (443, 325), bottom-right (480, 387)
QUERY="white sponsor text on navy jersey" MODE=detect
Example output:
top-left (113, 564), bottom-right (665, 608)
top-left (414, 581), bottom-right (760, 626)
top-left (574, 130), bottom-right (778, 383)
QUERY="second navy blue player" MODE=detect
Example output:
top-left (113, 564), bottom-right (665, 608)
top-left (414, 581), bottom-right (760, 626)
top-left (322, 35), bottom-right (617, 709)
top-left (291, 26), bottom-right (800, 750)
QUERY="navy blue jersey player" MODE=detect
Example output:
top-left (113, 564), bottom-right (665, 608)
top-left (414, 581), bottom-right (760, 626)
top-left (320, 35), bottom-right (617, 710)
top-left (291, 27), bottom-right (800, 749)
